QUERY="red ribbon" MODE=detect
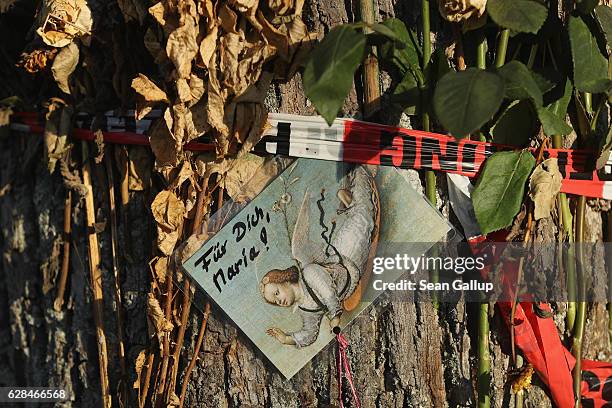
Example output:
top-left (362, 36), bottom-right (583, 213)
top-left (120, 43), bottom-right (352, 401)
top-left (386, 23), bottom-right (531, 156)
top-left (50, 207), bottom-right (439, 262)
top-left (336, 332), bottom-right (361, 408)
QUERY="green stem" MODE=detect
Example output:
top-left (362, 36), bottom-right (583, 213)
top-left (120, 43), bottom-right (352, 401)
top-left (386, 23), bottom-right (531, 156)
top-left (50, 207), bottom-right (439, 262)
top-left (572, 195), bottom-right (587, 407)
top-left (607, 212), bottom-right (612, 345)
top-left (553, 134), bottom-right (576, 332)
top-left (475, 31), bottom-right (490, 408)
top-left (478, 303), bottom-right (491, 408)
top-left (526, 44), bottom-right (539, 69)
top-left (495, 28), bottom-right (510, 68)
top-left (421, 0), bottom-right (438, 308)
top-left (584, 92), bottom-right (593, 115)
top-left (476, 33), bottom-right (487, 141)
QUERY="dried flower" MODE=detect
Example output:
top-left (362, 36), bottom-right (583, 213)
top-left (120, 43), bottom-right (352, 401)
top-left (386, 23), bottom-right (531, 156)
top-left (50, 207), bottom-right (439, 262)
top-left (438, 0), bottom-right (487, 23)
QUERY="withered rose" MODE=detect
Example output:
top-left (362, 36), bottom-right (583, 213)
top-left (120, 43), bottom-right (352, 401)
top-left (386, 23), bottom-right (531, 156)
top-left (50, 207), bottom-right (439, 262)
top-left (438, 0), bottom-right (487, 23)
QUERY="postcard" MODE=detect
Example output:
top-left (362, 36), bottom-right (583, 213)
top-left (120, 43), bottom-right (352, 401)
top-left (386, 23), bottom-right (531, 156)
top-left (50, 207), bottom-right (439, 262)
top-left (183, 158), bottom-right (452, 378)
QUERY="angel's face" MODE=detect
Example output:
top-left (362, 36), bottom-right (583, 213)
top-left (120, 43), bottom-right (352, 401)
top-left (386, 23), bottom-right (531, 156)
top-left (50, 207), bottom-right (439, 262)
top-left (263, 282), bottom-right (296, 307)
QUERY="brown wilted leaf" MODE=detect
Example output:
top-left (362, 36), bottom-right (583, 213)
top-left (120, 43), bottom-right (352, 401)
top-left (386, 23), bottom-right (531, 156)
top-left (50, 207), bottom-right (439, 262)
top-left (132, 350), bottom-right (147, 390)
top-left (157, 227), bottom-right (180, 256)
top-left (150, 256), bottom-right (168, 285)
top-left (144, 28), bottom-right (167, 65)
top-left (167, 392), bottom-right (180, 408)
top-left (151, 190), bottom-right (185, 230)
top-left (166, 19), bottom-right (198, 79)
top-left (51, 42), bottom-right (79, 94)
top-left (36, 0), bottom-right (93, 48)
top-left (169, 160), bottom-right (196, 190)
top-left (149, 119), bottom-right (181, 169)
top-left (60, 156), bottom-right (88, 197)
top-left (0, 106), bottom-right (12, 127)
top-left (230, 0), bottom-right (257, 13)
top-left (131, 74), bottom-right (169, 120)
top-left (44, 99), bottom-right (71, 173)
top-left (17, 49), bottom-right (58, 73)
top-left (146, 293), bottom-right (174, 341)
top-left (128, 146), bottom-right (152, 191)
top-left (199, 25), bottom-right (218, 68)
top-left (529, 158), bottom-right (562, 220)
top-left (223, 153), bottom-right (264, 201)
top-left (94, 130), bottom-right (104, 164)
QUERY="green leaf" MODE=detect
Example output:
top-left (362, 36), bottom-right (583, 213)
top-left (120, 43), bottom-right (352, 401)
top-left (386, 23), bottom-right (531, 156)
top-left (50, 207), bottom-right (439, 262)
top-left (498, 61), bottom-right (543, 106)
top-left (378, 18), bottom-right (421, 75)
top-left (491, 100), bottom-right (538, 147)
top-left (537, 106), bottom-right (573, 136)
top-left (545, 78), bottom-right (573, 119)
top-left (391, 71), bottom-right (419, 115)
top-left (433, 68), bottom-right (505, 139)
top-left (532, 71), bottom-right (556, 95)
top-left (576, 0), bottom-right (598, 14)
top-left (486, 0), bottom-right (548, 34)
top-left (595, 5), bottom-right (612, 46)
top-left (472, 150), bottom-right (536, 234)
top-left (568, 15), bottom-right (612, 93)
top-left (303, 26), bottom-right (367, 125)
top-left (365, 22), bottom-right (404, 44)
top-left (596, 126), bottom-right (612, 169)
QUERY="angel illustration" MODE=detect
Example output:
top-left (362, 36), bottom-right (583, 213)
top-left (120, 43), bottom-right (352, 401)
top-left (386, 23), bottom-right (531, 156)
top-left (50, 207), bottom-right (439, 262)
top-left (260, 165), bottom-right (380, 347)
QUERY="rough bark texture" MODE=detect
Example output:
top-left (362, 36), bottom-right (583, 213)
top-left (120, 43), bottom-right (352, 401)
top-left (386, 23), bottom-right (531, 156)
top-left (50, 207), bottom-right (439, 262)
top-left (0, 0), bottom-right (610, 407)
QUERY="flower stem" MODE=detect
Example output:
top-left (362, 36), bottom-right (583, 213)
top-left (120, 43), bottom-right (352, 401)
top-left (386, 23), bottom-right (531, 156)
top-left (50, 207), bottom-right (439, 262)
top-left (572, 195), bottom-right (587, 408)
top-left (553, 134), bottom-right (576, 332)
top-left (478, 302), bottom-right (491, 408)
top-left (421, 0), bottom-right (438, 308)
top-left (475, 31), bottom-right (490, 408)
top-left (495, 28), bottom-right (510, 68)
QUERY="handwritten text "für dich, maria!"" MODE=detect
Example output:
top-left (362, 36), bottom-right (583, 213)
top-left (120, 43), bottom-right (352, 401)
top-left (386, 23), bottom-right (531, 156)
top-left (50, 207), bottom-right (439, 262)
top-left (194, 206), bottom-right (271, 293)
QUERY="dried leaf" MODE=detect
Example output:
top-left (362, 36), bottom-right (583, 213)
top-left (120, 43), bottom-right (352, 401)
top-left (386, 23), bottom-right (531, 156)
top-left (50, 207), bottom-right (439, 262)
top-left (157, 227), bottom-right (180, 256)
top-left (230, 0), bottom-right (257, 13)
top-left (169, 160), bottom-right (195, 190)
top-left (224, 153), bottom-right (264, 201)
top-left (44, 100), bottom-right (71, 173)
top-left (529, 158), bottom-right (562, 220)
top-left (94, 130), bottom-right (104, 164)
top-left (149, 116), bottom-right (181, 168)
top-left (132, 350), bottom-right (147, 389)
top-left (148, 2), bottom-right (167, 26)
top-left (144, 28), bottom-right (167, 65)
top-left (128, 146), bottom-right (151, 191)
top-left (167, 392), bottom-right (180, 408)
top-left (51, 43), bottom-right (79, 94)
top-left (219, 3), bottom-right (238, 34)
top-left (146, 293), bottom-right (174, 341)
top-left (199, 25), bottom-right (218, 68)
top-left (151, 190), bottom-right (185, 230)
top-left (150, 256), bottom-right (168, 284)
top-left (131, 74), bottom-right (169, 120)
top-left (17, 49), bottom-right (58, 73)
top-left (60, 156), bottom-right (88, 197)
top-left (188, 74), bottom-right (205, 106)
top-left (166, 19), bottom-right (198, 79)
top-left (36, 0), bottom-right (92, 48)
top-left (0, 106), bottom-right (12, 126)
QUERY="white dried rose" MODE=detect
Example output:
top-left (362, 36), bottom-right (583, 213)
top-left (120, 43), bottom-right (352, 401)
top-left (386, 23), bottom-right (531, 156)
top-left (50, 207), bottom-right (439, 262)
top-left (438, 0), bottom-right (487, 23)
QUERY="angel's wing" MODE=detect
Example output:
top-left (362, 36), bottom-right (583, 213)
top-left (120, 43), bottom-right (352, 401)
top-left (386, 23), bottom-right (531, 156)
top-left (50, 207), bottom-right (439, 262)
top-left (291, 190), bottom-right (325, 265)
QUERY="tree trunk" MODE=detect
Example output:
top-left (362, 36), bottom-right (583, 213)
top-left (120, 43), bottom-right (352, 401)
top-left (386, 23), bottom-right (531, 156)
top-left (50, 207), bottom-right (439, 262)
top-left (0, 0), bottom-right (610, 407)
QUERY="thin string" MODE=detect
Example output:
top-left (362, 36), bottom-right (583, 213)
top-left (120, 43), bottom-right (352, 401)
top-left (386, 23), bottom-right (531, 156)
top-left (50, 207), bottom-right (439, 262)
top-left (336, 332), bottom-right (361, 408)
